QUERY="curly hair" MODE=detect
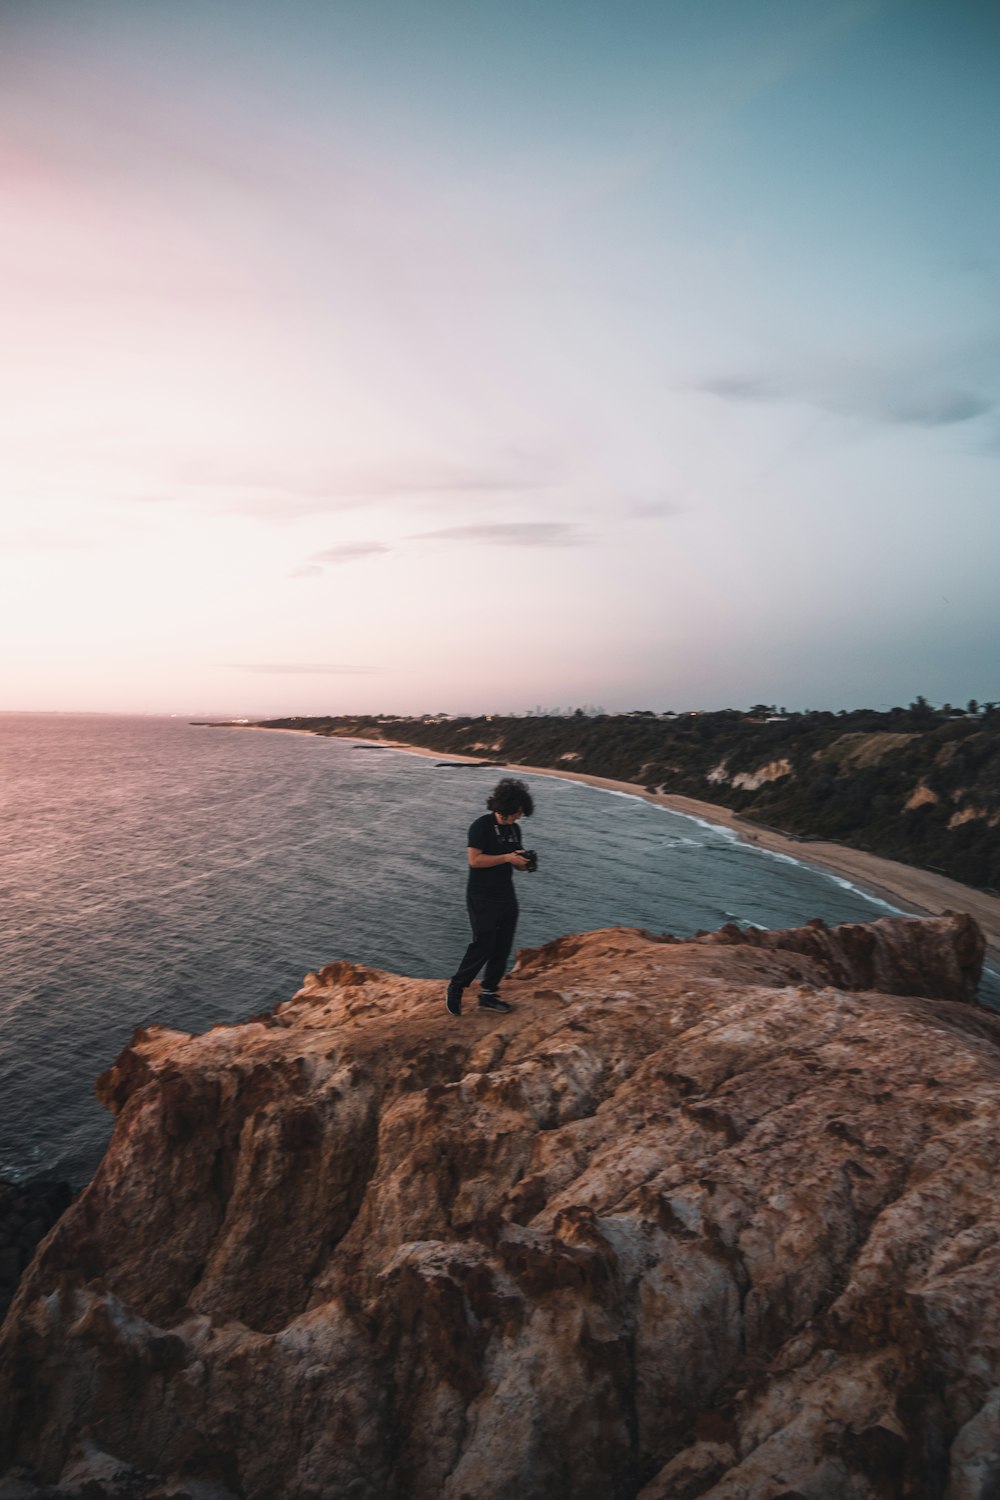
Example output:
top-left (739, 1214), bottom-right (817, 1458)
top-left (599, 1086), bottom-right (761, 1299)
top-left (487, 777), bottom-right (534, 818)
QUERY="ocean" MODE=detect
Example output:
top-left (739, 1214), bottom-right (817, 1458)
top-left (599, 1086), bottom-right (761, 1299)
top-left (2, 713), bottom-right (996, 1186)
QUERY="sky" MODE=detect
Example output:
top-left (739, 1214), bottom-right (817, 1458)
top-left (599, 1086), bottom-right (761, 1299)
top-left (2, 0), bottom-right (998, 715)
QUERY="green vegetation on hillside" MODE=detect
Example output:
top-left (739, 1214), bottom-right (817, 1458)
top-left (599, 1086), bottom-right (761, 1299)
top-left (255, 705), bottom-right (1000, 893)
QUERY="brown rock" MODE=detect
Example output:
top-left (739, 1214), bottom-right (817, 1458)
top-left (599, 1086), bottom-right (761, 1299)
top-left (1, 915), bottom-right (999, 1500)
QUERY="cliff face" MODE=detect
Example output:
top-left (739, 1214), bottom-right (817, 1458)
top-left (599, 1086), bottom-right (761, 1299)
top-left (2, 915), bottom-right (999, 1500)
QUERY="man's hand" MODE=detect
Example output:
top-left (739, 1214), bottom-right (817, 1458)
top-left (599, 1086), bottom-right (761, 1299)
top-left (508, 852), bottom-right (531, 870)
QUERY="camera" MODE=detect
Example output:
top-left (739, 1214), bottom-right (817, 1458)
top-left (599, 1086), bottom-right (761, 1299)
top-left (522, 849), bottom-right (539, 873)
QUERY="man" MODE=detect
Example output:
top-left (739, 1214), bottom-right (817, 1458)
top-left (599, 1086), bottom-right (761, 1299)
top-left (446, 777), bottom-right (535, 1017)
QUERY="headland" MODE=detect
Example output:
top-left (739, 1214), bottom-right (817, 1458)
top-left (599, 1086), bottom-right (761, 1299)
top-left (2, 911), bottom-right (997, 1498)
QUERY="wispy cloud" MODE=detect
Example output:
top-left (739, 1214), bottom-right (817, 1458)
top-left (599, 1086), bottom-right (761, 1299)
top-left (309, 542), bottom-right (392, 565)
top-left (230, 663), bottom-right (372, 675)
top-left (699, 376), bottom-right (777, 404)
top-left (878, 390), bottom-right (993, 427)
top-left (410, 522), bottom-right (585, 547)
top-left (290, 524), bottom-right (587, 577)
top-left (697, 369), bottom-right (996, 429)
top-left (290, 540), bottom-right (392, 578)
top-left (154, 455), bottom-right (558, 521)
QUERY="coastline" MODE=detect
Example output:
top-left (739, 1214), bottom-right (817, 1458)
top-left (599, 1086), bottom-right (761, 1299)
top-left (236, 725), bottom-right (1000, 969)
top-left (370, 735), bottom-right (1000, 969)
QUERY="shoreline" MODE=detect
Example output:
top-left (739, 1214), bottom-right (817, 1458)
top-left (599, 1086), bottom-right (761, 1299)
top-left (371, 735), bottom-right (1000, 969)
top-left (237, 725), bottom-right (1000, 969)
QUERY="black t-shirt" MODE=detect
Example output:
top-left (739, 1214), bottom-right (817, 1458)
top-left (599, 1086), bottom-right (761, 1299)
top-left (466, 812), bottom-right (522, 900)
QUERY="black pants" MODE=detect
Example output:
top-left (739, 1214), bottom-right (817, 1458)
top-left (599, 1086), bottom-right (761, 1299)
top-left (451, 897), bottom-right (518, 992)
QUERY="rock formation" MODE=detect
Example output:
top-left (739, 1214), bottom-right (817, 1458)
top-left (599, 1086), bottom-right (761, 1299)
top-left (2, 914), bottom-right (999, 1500)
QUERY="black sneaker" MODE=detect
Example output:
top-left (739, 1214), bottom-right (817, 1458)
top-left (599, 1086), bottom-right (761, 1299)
top-left (478, 991), bottom-right (513, 1014)
top-left (446, 982), bottom-right (463, 1017)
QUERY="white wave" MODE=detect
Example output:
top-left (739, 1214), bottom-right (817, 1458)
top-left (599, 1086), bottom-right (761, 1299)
top-left (757, 850), bottom-right (800, 866)
top-left (822, 875), bottom-right (907, 915)
top-left (727, 838), bottom-right (909, 916)
top-left (652, 806), bottom-right (742, 843)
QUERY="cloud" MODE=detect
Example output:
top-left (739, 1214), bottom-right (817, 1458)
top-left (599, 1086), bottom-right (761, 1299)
top-left (697, 370), bottom-right (996, 429)
top-left (878, 390), bottom-right (994, 427)
top-left (230, 663), bottom-right (372, 675)
top-left (309, 542), bottom-right (392, 565)
top-left (155, 455), bottom-right (558, 521)
top-left (410, 522), bottom-right (585, 547)
top-left (290, 540), bottom-right (391, 578)
top-left (291, 525), bottom-right (585, 578)
top-left (699, 376), bottom-right (777, 404)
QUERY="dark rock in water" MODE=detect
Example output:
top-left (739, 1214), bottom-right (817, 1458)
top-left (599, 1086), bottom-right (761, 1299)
top-left (435, 760), bottom-right (508, 768)
top-left (1, 916), bottom-right (998, 1499)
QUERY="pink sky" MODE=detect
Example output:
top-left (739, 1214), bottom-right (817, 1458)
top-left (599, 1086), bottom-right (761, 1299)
top-left (3, 1), bottom-right (998, 714)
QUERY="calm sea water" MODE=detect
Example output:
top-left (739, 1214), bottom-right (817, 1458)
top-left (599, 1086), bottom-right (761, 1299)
top-left (2, 714), bottom-right (996, 1185)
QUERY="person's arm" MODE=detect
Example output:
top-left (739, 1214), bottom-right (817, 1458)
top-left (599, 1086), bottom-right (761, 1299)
top-left (468, 847), bottom-right (529, 869)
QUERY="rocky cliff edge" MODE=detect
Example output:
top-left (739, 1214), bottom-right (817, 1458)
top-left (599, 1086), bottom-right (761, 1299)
top-left (2, 914), bottom-right (999, 1500)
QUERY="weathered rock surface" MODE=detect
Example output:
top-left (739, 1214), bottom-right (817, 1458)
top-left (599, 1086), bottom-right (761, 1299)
top-left (2, 914), bottom-right (999, 1500)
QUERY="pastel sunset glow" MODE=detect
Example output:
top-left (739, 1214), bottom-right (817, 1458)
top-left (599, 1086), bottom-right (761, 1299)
top-left (3, 0), bottom-right (998, 714)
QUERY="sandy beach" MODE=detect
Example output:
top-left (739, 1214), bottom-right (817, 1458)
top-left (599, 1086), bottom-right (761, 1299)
top-left (238, 725), bottom-right (1000, 970)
